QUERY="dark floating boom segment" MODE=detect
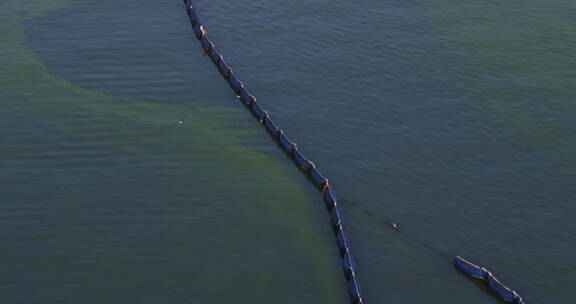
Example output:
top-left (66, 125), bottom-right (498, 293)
top-left (181, 1), bottom-right (364, 303)
top-left (454, 256), bottom-right (525, 304)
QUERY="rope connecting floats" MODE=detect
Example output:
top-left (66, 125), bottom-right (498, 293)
top-left (455, 257), bottom-right (525, 304)
top-left (182, 1), bottom-right (364, 303)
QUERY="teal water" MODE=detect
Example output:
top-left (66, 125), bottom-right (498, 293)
top-left (1, 0), bottom-right (574, 303)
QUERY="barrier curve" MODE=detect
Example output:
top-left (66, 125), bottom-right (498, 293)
top-left (182, 1), bottom-right (364, 303)
top-left (454, 256), bottom-right (525, 304)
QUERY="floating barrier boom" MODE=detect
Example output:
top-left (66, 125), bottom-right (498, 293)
top-left (181, 1), bottom-right (364, 303)
top-left (454, 256), bottom-right (525, 304)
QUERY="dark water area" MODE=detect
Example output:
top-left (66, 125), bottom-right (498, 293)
top-left (1, 0), bottom-right (575, 303)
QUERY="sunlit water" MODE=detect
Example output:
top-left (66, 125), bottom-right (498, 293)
top-left (1, 0), bottom-right (574, 303)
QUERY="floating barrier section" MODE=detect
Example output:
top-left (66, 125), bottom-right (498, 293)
top-left (454, 256), bottom-right (525, 304)
top-left (182, 1), bottom-right (363, 303)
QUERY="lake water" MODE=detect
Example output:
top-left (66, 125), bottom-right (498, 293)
top-left (1, 0), bottom-right (574, 303)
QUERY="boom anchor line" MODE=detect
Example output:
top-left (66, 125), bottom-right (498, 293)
top-left (181, 1), bottom-right (363, 303)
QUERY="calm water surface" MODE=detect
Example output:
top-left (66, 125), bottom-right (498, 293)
top-left (1, 0), bottom-right (574, 303)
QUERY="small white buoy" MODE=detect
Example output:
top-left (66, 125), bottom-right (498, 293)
top-left (178, 120), bottom-right (184, 124)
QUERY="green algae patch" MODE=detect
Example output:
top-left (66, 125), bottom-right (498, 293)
top-left (0, 1), bottom-right (346, 302)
